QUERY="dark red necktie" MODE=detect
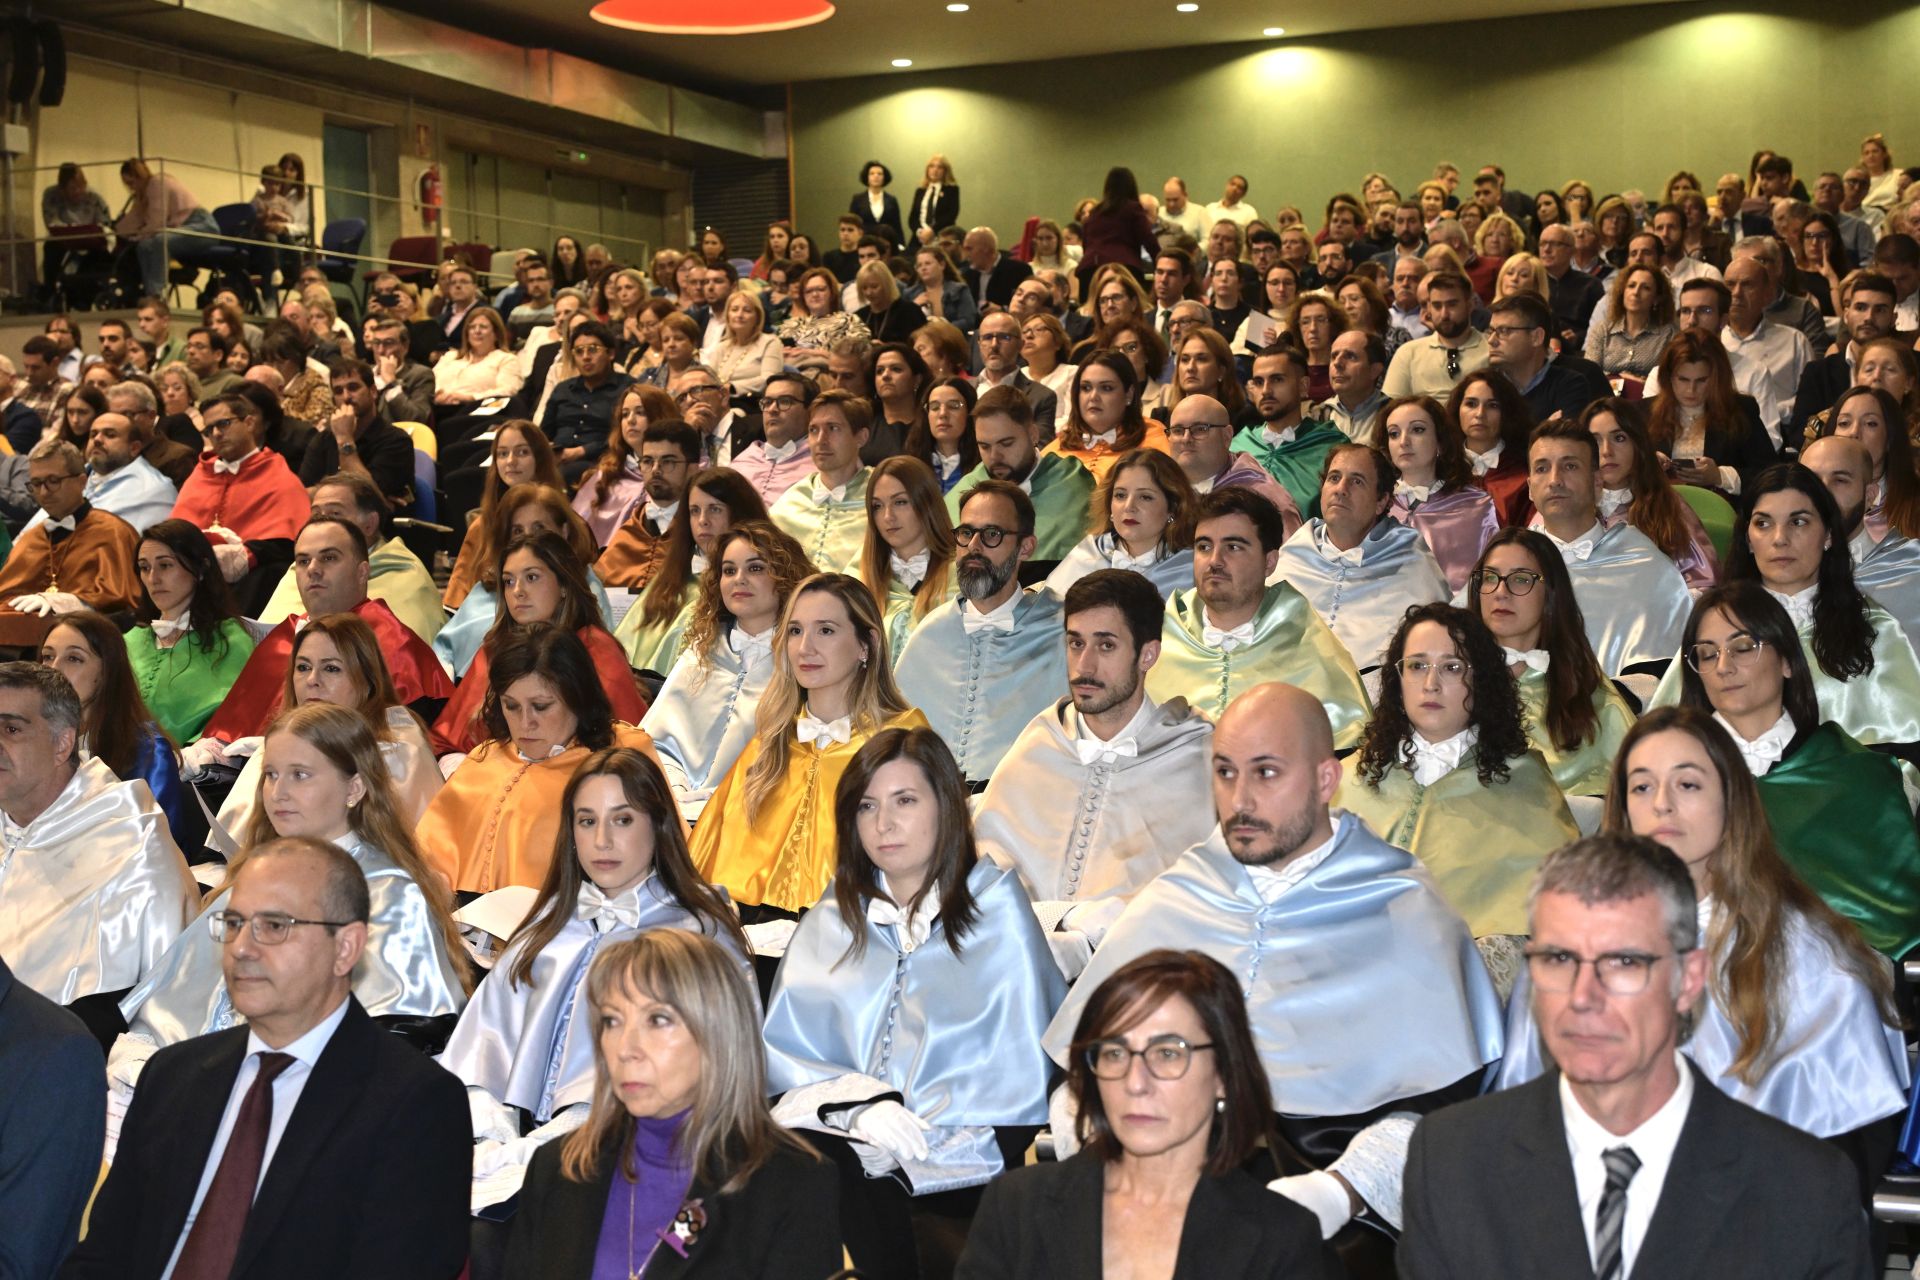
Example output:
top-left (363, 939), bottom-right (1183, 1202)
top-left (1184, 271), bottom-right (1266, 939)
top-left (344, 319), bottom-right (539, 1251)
top-left (172, 1051), bottom-right (297, 1280)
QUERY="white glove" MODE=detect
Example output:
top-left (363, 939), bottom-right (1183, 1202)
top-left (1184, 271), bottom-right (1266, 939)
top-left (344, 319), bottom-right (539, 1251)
top-left (1268, 1170), bottom-right (1355, 1239)
top-left (222, 735), bottom-right (265, 760)
top-left (1061, 897), bottom-right (1127, 949)
top-left (849, 1099), bottom-right (932, 1165)
top-left (7, 593), bottom-right (50, 616)
top-left (1047, 1083), bottom-right (1082, 1160)
top-left (179, 737), bottom-right (231, 779)
top-left (212, 541), bottom-right (251, 582)
top-left (467, 1086), bottom-right (520, 1144)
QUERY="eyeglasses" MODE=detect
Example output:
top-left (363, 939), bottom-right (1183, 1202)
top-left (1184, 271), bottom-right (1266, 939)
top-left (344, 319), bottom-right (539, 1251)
top-left (1470, 567), bottom-right (1542, 595)
top-left (1485, 324), bottom-right (1540, 339)
top-left (1685, 634), bottom-right (1767, 672)
top-left (953, 524), bottom-right (1012, 547)
top-left (1395, 656), bottom-right (1470, 683)
top-left (572, 343), bottom-right (609, 357)
top-left (1083, 1034), bottom-right (1216, 1081)
top-left (209, 910), bottom-right (352, 945)
top-left (1523, 945), bottom-right (1691, 995)
top-left (635, 456), bottom-right (686, 471)
top-left (26, 473), bottom-right (81, 492)
top-left (1166, 422), bottom-right (1227, 440)
top-left (673, 385), bottom-right (723, 404)
top-left (760, 394), bottom-right (802, 411)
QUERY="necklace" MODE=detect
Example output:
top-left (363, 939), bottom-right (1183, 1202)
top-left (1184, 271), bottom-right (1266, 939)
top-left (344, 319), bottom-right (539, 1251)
top-left (626, 1172), bottom-right (665, 1278)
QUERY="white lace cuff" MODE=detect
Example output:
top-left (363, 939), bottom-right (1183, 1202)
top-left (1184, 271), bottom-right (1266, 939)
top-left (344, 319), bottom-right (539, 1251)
top-left (1328, 1111), bottom-right (1419, 1231)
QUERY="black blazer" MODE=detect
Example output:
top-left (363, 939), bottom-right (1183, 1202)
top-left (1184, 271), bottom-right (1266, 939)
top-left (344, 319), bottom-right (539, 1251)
top-left (1788, 351), bottom-right (1854, 453)
top-left (1, 958), bottom-right (105, 1279)
top-left (505, 1134), bottom-right (840, 1279)
top-left (1522, 356), bottom-right (1609, 425)
top-left (963, 253), bottom-right (1035, 310)
top-left (1398, 1063), bottom-right (1872, 1280)
top-left (850, 191), bottom-right (906, 252)
top-left (909, 184), bottom-right (961, 240)
top-left (63, 997), bottom-right (470, 1280)
top-left (859, 296), bottom-right (927, 346)
top-left (1699, 393), bottom-right (1780, 491)
top-left (957, 1149), bottom-right (1331, 1279)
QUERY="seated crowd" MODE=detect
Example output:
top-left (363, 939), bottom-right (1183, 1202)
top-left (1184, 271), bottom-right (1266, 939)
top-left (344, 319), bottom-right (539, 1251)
top-left (9, 136), bottom-right (1920, 1280)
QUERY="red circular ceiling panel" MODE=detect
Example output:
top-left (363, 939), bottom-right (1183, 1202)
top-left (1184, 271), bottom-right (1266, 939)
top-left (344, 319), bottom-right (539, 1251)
top-left (589, 0), bottom-right (836, 35)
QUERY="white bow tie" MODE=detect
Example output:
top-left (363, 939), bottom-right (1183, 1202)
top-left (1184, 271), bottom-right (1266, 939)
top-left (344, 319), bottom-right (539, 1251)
top-left (1504, 646), bottom-right (1550, 673)
top-left (643, 500), bottom-right (678, 530)
top-left (1108, 541), bottom-right (1159, 571)
top-left (1768, 586), bottom-right (1816, 629)
top-left (1322, 539), bottom-right (1364, 567)
top-left (1467, 443), bottom-right (1502, 476)
top-left (575, 881), bottom-right (644, 932)
top-left (1406, 729), bottom-right (1476, 786)
top-left (152, 614), bottom-right (193, 641)
top-left (961, 602), bottom-right (1017, 636)
top-left (1086, 430), bottom-right (1117, 449)
top-left (892, 550), bottom-right (930, 586)
top-left (690, 552), bottom-right (709, 577)
top-left (211, 456), bottom-right (247, 476)
top-left (817, 480), bottom-right (850, 505)
top-left (1716, 710), bottom-right (1795, 779)
top-left (1598, 487), bottom-right (1633, 520)
top-left (867, 890), bottom-right (936, 953)
top-left (515, 741), bottom-right (571, 763)
top-left (733, 626), bottom-right (773, 661)
top-left (1395, 480), bottom-right (1433, 505)
top-left (1202, 620), bottom-right (1255, 652)
top-left (1262, 425), bottom-right (1297, 449)
top-left (1546, 530), bottom-right (1598, 563)
top-left (762, 439), bottom-right (803, 463)
top-left (934, 452), bottom-right (961, 480)
top-left (795, 712), bottom-right (852, 748)
top-left (43, 515), bottom-right (76, 534)
top-left (1075, 735), bottom-right (1139, 765)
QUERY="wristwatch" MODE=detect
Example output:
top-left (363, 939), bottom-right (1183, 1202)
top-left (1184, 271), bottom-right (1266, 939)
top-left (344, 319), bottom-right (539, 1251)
top-left (340, 443), bottom-right (358, 456)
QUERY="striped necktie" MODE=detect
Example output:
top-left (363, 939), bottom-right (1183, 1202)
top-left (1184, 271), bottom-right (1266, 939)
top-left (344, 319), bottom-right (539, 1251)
top-left (1593, 1144), bottom-right (1641, 1280)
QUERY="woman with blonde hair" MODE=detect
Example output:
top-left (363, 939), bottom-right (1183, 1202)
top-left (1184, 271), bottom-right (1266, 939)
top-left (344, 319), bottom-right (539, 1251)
top-left (1159, 326), bottom-right (1253, 426)
top-left (1491, 252), bottom-right (1549, 305)
top-left (1474, 210), bottom-right (1523, 264)
top-left (691, 573), bottom-right (927, 919)
top-left (1593, 195), bottom-right (1635, 268)
top-left (645, 521), bottom-right (815, 820)
top-left (703, 290), bottom-right (783, 398)
top-left (1560, 179), bottom-right (1596, 221)
top-left (1019, 312), bottom-right (1078, 403)
top-left (860, 455), bottom-right (957, 659)
top-left (909, 154), bottom-right (961, 247)
top-left (855, 258), bottom-right (924, 345)
top-left (1026, 218), bottom-right (1072, 276)
top-left (120, 701), bottom-right (469, 1056)
top-left (1046, 447), bottom-right (1197, 598)
top-left (433, 304), bottom-right (523, 408)
top-left (604, 266), bottom-right (649, 332)
top-left (1862, 132), bottom-right (1901, 212)
top-left (505, 929), bottom-right (839, 1278)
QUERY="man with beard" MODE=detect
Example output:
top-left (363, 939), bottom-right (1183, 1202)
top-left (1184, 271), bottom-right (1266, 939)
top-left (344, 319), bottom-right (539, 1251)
top-left (1145, 487), bottom-right (1369, 744)
top-left (1382, 271), bottom-right (1490, 405)
top-left (19, 411), bottom-right (175, 536)
top-left (1272, 443), bottom-right (1449, 677)
top-left (1229, 343), bottom-right (1347, 518)
top-left (945, 386), bottom-right (1093, 562)
top-left (1804, 433), bottom-right (1920, 653)
top-left (1044, 681), bottom-right (1504, 1271)
top-left (895, 479), bottom-right (1066, 786)
top-left (972, 569), bottom-right (1213, 975)
top-left (596, 418), bottom-right (700, 591)
top-left (1789, 271), bottom-right (1898, 449)
top-left (769, 388), bottom-right (873, 573)
top-left (1368, 201), bottom-right (1428, 267)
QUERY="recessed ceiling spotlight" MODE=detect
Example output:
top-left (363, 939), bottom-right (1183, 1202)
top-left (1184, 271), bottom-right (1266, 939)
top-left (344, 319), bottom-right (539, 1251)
top-left (946, 3), bottom-right (969, 10)
top-left (891, 57), bottom-right (914, 66)
top-left (1263, 25), bottom-right (1285, 34)
top-left (1176, 3), bottom-right (1199, 10)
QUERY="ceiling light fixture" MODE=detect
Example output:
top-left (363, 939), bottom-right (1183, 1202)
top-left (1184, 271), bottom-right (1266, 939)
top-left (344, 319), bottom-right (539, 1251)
top-left (1175, 3), bottom-right (1199, 10)
top-left (590, 0), bottom-right (835, 34)
top-left (891, 57), bottom-right (914, 66)
top-left (1264, 25), bottom-right (1285, 35)
top-left (946, 3), bottom-right (969, 9)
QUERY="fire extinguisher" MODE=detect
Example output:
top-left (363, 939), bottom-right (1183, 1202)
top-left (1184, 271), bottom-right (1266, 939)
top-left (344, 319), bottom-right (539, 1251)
top-left (417, 165), bottom-right (442, 227)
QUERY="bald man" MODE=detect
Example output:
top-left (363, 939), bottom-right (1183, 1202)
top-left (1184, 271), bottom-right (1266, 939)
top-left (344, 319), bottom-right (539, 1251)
top-left (1042, 682), bottom-right (1504, 1264)
top-left (1805, 433), bottom-right (1920, 653)
top-left (1165, 394), bottom-right (1301, 538)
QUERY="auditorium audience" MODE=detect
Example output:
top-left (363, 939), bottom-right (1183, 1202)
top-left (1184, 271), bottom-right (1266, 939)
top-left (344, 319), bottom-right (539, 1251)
top-left (0, 439), bottom-right (142, 647)
top-left (1375, 395), bottom-right (1499, 591)
top-left (1828, 384), bottom-right (1920, 542)
top-left (1232, 343), bottom-right (1347, 516)
top-left (126, 519), bottom-right (256, 743)
top-left (1584, 397), bottom-right (1723, 591)
top-left (1163, 392), bottom-right (1302, 534)
top-left (903, 375), bottom-right (979, 495)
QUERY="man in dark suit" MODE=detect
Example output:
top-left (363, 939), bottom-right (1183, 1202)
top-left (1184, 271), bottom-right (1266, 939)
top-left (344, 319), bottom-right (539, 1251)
top-left (1788, 271), bottom-right (1898, 453)
top-left (64, 837), bottom-right (469, 1280)
top-left (1, 954), bottom-right (105, 1278)
top-left (1486, 294), bottom-right (1607, 424)
top-left (1400, 833), bottom-right (1871, 1280)
top-left (961, 227), bottom-right (1033, 313)
top-left (974, 312), bottom-right (1060, 435)
top-left (1539, 224), bottom-right (1605, 351)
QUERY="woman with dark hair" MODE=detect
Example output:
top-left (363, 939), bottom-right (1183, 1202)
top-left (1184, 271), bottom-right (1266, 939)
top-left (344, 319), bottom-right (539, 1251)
top-left (1585, 263), bottom-right (1678, 380)
top-left (1375, 396), bottom-right (1499, 591)
top-left (1046, 448), bottom-right (1197, 598)
top-left (120, 702), bottom-right (468, 1063)
top-left (1797, 210), bottom-right (1854, 310)
top-left (1045, 349), bottom-right (1171, 482)
top-left (692, 574), bottom-right (926, 918)
top-left (1467, 530), bottom-right (1634, 802)
top-left (1643, 330), bottom-right (1777, 495)
top-left (41, 610), bottom-right (189, 838)
top-left (572, 385), bottom-right (680, 546)
top-left (752, 219), bottom-right (793, 281)
top-left (763, 726), bottom-right (1065, 1280)
top-left (1448, 368), bottom-right (1535, 526)
top-left (1675, 582), bottom-right (1920, 957)
top-left (1584, 397), bottom-right (1722, 589)
top-left (1337, 603), bottom-right (1578, 938)
top-left (125, 519), bottom-right (255, 743)
top-left (549, 234), bottom-right (585, 289)
top-left (1287, 293), bottom-right (1345, 403)
top-left (1649, 463), bottom-right (1920, 750)
top-left (871, 340), bottom-right (932, 448)
top-left (860, 456), bottom-right (957, 661)
top-left (445, 749), bottom-right (755, 1219)
top-left (902, 376), bottom-right (979, 494)
top-left (58, 382), bottom-right (108, 449)
top-left (1094, 315), bottom-right (1170, 419)
top-left (504, 929), bottom-right (839, 1278)
top-left (443, 422), bottom-right (566, 608)
top-left (1157, 327), bottom-right (1255, 427)
top-left (851, 159), bottom-right (907, 250)
top-left (1499, 706), bottom-right (1907, 1198)
top-left (614, 467), bottom-right (771, 674)
top-left (1076, 166), bottom-right (1160, 290)
top-left (905, 244), bottom-right (980, 335)
top-left (959, 950), bottom-right (1327, 1278)
top-left (1333, 275), bottom-right (1411, 362)
top-left (431, 531), bottom-right (647, 755)
top-left (644, 522), bottom-right (814, 821)
top-left (418, 625), bottom-right (663, 894)
top-left (1829, 385), bottom-right (1920, 541)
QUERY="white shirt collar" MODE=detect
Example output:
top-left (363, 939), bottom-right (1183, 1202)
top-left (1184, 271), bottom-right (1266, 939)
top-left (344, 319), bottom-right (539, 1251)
top-left (1404, 725), bottom-right (1478, 786)
top-left (868, 873), bottom-right (938, 953)
top-left (642, 498), bottom-right (680, 529)
top-left (1395, 479), bottom-right (1433, 505)
top-left (243, 991), bottom-right (351, 1067)
top-left (212, 447), bottom-right (260, 476)
top-left (960, 589), bottom-right (1021, 635)
top-left (731, 623), bottom-right (773, 662)
top-left (1310, 519), bottom-right (1366, 566)
top-left (1244, 815), bottom-right (1343, 904)
top-left (1097, 531), bottom-right (1163, 571)
top-left (1559, 1050), bottom-right (1695, 1279)
top-left (1713, 709), bottom-right (1796, 778)
top-left (1467, 440), bottom-right (1504, 476)
top-left (1200, 605), bottom-right (1256, 652)
top-left (1598, 486), bottom-right (1634, 520)
top-left (1767, 583), bottom-right (1817, 629)
top-left (934, 451), bottom-right (962, 480)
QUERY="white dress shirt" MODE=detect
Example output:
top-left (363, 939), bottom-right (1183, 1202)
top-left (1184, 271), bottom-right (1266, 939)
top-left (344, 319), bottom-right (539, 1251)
top-left (1069, 693), bottom-right (1157, 765)
top-left (1720, 320), bottom-right (1810, 447)
top-left (1404, 726), bottom-right (1477, 786)
top-left (1714, 708), bottom-right (1796, 778)
top-left (1560, 1050), bottom-right (1694, 1279)
top-left (1243, 818), bottom-right (1341, 904)
top-left (162, 995), bottom-right (353, 1279)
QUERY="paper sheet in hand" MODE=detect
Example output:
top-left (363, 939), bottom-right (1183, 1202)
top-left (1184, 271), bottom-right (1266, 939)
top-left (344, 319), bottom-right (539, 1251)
top-left (455, 884), bottom-right (542, 940)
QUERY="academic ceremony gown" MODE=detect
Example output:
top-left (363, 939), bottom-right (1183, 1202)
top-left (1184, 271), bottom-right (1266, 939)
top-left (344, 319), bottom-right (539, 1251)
top-left (1555, 521), bottom-right (1694, 677)
top-left (215, 705), bottom-right (441, 850)
top-left (429, 625), bottom-right (646, 755)
top-left (126, 618), bottom-right (256, 744)
top-left (592, 509), bottom-right (673, 590)
top-left (877, 566), bottom-right (957, 664)
top-left (641, 626), bottom-right (774, 819)
top-left (692, 707), bottom-right (929, 913)
top-left (613, 582), bottom-right (698, 673)
top-left (1043, 535), bottom-right (1194, 600)
top-left (1229, 418), bottom-right (1347, 516)
top-left (944, 452), bottom-right (1097, 562)
top-left (1850, 525), bottom-right (1920, 655)
top-left (894, 588), bottom-right (1067, 783)
top-left (1272, 518), bottom-right (1451, 674)
top-left (435, 572), bottom-right (617, 679)
top-left (169, 446), bottom-right (308, 541)
top-left (1515, 661), bottom-right (1636, 797)
top-left (770, 468), bottom-right (872, 573)
top-left (1146, 583), bottom-right (1371, 746)
top-left (258, 537), bottom-right (448, 643)
top-left (1388, 484), bottom-right (1500, 593)
top-left (0, 506), bottom-right (141, 646)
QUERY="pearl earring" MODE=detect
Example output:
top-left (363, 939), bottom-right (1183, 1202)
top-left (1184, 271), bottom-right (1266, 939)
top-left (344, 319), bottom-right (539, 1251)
top-left (1214, 1097), bottom-right (1226, 1114)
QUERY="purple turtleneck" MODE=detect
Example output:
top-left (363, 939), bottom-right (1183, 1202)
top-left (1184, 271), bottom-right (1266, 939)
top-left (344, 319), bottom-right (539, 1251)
top-left (590, 1110), bottom-right (694, 1279)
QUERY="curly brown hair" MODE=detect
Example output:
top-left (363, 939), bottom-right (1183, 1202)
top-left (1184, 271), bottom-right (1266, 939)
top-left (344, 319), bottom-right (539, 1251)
top-left (1354, 602), bottom-right (1530, 788)
top-left (680, 521), bottom-right (815, 679)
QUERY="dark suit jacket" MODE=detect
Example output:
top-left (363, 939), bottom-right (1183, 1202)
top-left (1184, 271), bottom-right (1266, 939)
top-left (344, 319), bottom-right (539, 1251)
top-left (859, 296), bottom-right (927, 346)
top-left (957, 1149), bottom-right (1331, 1279)
top-left (850, 192), bottom-right (906, 252)
top-left (1788, 352), bottom-right (1854, 453)
top-left (1398, 1063), bottom-right (1872, 1280)
top-left (1522, 355), bottom-right (1609, 424)
top-left (963, 253), bottom-right (1034, 310)
top-left (1697, 393), bottom-right (1779, 490)
top-left (2, 400), bottom-right (43, 456)
top-left (909, 184), bottom-right (961, 240)
top-left (505, 1134), bottom-right (840, 1279)
top-left (1548, 268), bottom-right (1607, 349)
top-left (63, 997), bottom-right (469, 1280)
top-left (987, 370), bottom-right (1060, 436)
top-left (1, 957), bottom-right (105, 1279)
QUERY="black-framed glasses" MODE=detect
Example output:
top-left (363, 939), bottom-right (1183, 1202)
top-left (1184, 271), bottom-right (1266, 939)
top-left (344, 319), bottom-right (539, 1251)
top-left (1395, 656), bottom-right (1470, 683)
top-left (1685, 634), bottom-right (1767, 672)
top-left (1166, 422), bottom-right (1228, 440)
top-left (673, 385), bottom-right (723, 404)
top-left (26, 473), bottom-right (81, 492)
top-left (1486, 324), bottom-right (1541, 339)
top-left (1523, 945), bottom-right (1692, 996)
top-left (760, 394), bottom-right (803, 411)
top-left (1083, 1034), bottom-right (1216, 1081)
top-left (209, 910), bottom-right (353, 945)
top-left (953, 524), bottom-right (1011, 547)
top-left (1470, 567), bottom-right (1542, 596)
